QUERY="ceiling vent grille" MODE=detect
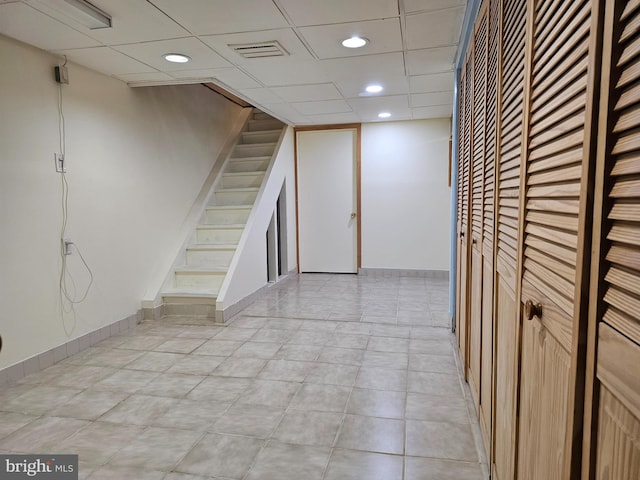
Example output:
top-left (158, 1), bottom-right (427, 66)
top-left (229, 41), bottom-right (289, 59)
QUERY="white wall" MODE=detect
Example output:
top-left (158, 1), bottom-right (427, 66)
top-left (217, 126), bottom-right (297, 312)
top-left (361, 119), bottom-right (451, 271)
top-left (0, 35), bottom-right (243, 369)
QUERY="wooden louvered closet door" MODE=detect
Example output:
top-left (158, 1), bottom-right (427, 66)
top-left (468, 0), bottom-right (487, 417)
top-left (588, 0), bottom-right (640, 477)
top-left (516, 0), bottom-right (600, 478)
top-left (491, 0), bottom-right (526, 479)
top-left (456, 50), bottom-right (474, 375)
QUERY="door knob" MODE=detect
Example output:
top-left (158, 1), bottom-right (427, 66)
top-left (350, 213), bottom-right (357, 219)
top-left (524, 300), bottom-right (542, 320)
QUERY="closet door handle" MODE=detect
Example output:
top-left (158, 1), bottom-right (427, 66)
top-left (524, 300), bottom-right (542, 321)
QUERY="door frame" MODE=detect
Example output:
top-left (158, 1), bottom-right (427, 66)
top-left (294, 124), bottom-right (362, 273)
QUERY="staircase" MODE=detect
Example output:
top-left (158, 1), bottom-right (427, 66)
top-left (161, 109), bottom-right (285, 319)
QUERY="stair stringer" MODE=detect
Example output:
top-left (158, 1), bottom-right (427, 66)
top-left (141, 107), bottom-right (253, 310)
top-left (215, 125), bottom-right (296, 321)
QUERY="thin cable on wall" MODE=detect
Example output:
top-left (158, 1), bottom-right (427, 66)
top-left (57, 57), bottom-right (93, 327)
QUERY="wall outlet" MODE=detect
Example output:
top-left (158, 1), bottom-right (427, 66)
top-left (55, 153), bottom-right (65, 173)
top-left (63, 238), bottom-right (73, 255)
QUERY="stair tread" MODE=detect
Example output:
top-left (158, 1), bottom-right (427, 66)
top-left (197, 223), bottom-right (245, 229)
top-left (163, 288), bottom-right (218, 298)
top-left (187, 244), bottom-right (237, 250)
top-left (216, 187), bottom-right (260, 192)
top-left (235, 142), bottom-right (277, 147)
top-left (206, 205), bottom-right (253, 210)
top-left (242, 129), bottom-right (282, 135)
top-left (229, 155), bottom-right (271, 160)
top-left (222, 171), bottom-right (265, 177)
top-left (175, 265), bottom-right (228, 273)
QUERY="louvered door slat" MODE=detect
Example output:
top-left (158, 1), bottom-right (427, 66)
top-left (472, 15), bottom-right (488, 240)
top-left (600, 0), bottom-right (640, 348)
top-left (497, 0), bottom-right (526, 276)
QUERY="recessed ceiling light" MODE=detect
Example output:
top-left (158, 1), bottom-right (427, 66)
top-left (366, 84), bottom-right (383, 93)
top-left (341, 36), bottom-right (368, 48)
top-left (378, 112), bottom-right (391, 118)
top-left (163, 53), bottom-right (190, 63)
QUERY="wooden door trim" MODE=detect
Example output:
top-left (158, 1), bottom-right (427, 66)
top-left (581, 1), bottom-right (618, 477)
top-left (293, 124), bottom-right (362, 272)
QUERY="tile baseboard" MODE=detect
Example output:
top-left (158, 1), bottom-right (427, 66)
top-left (358, 268), bottom-right (449, 279)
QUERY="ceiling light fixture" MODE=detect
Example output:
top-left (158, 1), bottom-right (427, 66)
top-left (61, 0), bottom-right (112, 29)
top-left (366, 84), bottom-right (383, 93)
top-left (163, 53), bottom-right (191, 63)
top-left (341, 36), bottom-right (368, 48)
top-left (378, 112), bottom-right (391, 118)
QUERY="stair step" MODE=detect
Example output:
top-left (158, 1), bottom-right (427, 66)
top-left (221, 171), bottom-right (265, 188)
top-left (162, 287), bottom-right (218, 304)
top-left (232, 143), bottom-right (276, 158)
top-left (252, 111), bottom-right (272, 121)
top-left (205, 205), bottom-right (252, 224)
top-left (214, 187), bottom-right (259, 206)
top-left (227, 156), bottom-right (271, 173)
top-left (174, 266), bottom-right (226, 289)
top-left (186, 244), bottom-right (236, 267)
top-left (196, 224), bottom-right (244, 243)
top-left (241, 130), bottom-right (281, 144)
top-left (247, 118), bottom-right (284, 131)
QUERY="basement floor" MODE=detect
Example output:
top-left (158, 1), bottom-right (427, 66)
top-left (0, 273), bottom-right (488, 479)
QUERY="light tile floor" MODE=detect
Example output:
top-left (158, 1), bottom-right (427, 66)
top-left (0, 274), bottom-right (488, 479)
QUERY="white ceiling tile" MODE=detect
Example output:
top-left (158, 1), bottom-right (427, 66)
top-left (322, 52), bottom-right (405, 81)
top-left (0, 3), bottom-right (100, 50)
top-left (412, 104), bottom-right (453, 119)
top-left (54, 46), bottom-right (156, 75)
top-left (299, 18), bottom-right (402, 59)
top-left (260, 103), bottom-right (310, 124)
top-left (241, 58), bottom-right (330, 86)
top-left (27, 0), bottom-right (189, 45)
top-left (411, 91), bottom-right (453, 107)
top-left (406, 46), bottom-right (457, 75)
top-left (115, 71), bottom-right (173, 82)
top-left (347, 95), bottom-right (410, 119)
top-left (270, 83), bottom-right (342, 102)
top-left (113, 37), bottom-right (232, 71)
top-left (291, 100), bottom-right (352, 115)
top-left (277, 0), bottom-right (398, 26)
top-left (148, 0), bottom-right (288, 35)
top-left (168, 68), bottom-right (229, 80)
top-left (238, 88), bottom-right (284, 104)
top-left (405, 7), bottom-right (465, 50)
top-left (201, 28), bottom-right (313, 65)
top-left (305, 112), bottom-right (361, 124)
top-left (403, 0), bottom-right (466, 14)
top-left (213, 69), bottom-right (262, 89)
top-left (409, 71), bottom-right (454, 93)
top-left (337, 75), bottom-right (409, 99)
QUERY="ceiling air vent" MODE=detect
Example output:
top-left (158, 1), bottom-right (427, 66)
top-left (229, 41), bottom-right (289, 59)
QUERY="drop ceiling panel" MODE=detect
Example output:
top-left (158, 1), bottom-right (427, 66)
top-left (0, 3), bottom-right (100, 50)
top-left (322, 52), bottom-right (405, 81)
top-left (277, 0), bottom-right (398, 26)
top-left (409, 71), bottom-right (455, 93)
top-left (148, 0), bottom-right (288, 35)
top-left (405, 7), bottom-right (465, 50)
top-left (347, 95), bottom-right (410, 119)
top-left (261, 103), bottom-right (311, 124)
top-left (270, 83), bottom-right (342, 102)
top-left (168, 68), bottom-right (229, 80)
top-left (116, 71), bottom-right (173, 83)
top-left (406, 46), bottom-right (456, 75)
top-left (113, 37), bottom-right (232, 71)
top-left (291, 99), bottom-right (352, 115)
top-left (403, 0), bottom-right (467, 14)
top-left (298, 18), bottom-right (402, 59)
top-left (412, 104), bottom-right (453, 119)
top-left (55, 46), bottom-right (156, 75)
top-left (241, 58), bottom-right (330, 86)
top-left (306, 112), bottom-right (361, 124)
top-left (27, 0), bottom-right (189, 45)
top-left (238, 88), bottom-right (284, 105)
top-left (411, 91), bottom-right (453, 107)
top-left (200, 28), bottom-right (313, 65)
top-left (210, 69), bottom-right (262, 89)
top-left (336, 73), bottom-right (408, 99)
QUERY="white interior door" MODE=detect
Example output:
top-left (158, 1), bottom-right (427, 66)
top-left (297, 128), bottom-right (357, 273)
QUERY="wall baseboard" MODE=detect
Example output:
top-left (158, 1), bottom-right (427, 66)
top-left (358, 268), bottom-right (449, 279)
top-left (0, 311), bottom-right (142, 388)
